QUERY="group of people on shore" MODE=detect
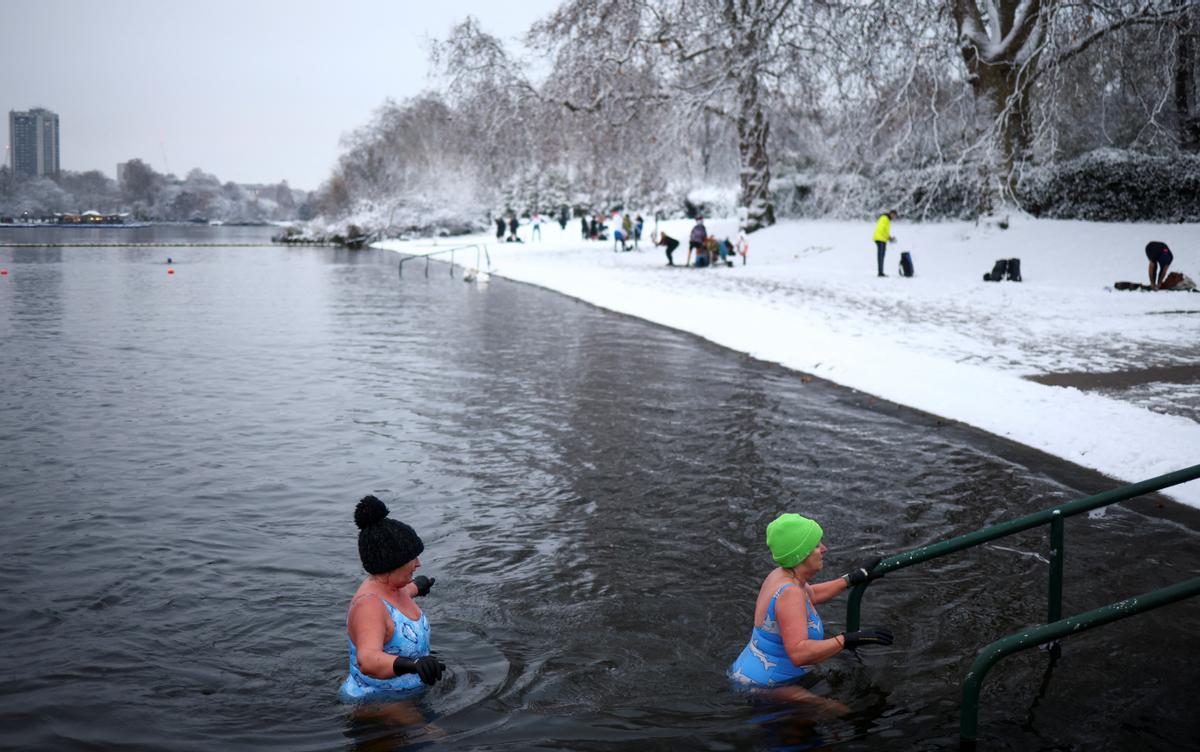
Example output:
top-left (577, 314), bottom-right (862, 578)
top-left (495, 213), bottom-right (553, 244)
top-left (496, 207), bottom-right (1183, 289)
top-left (872, 209), bottom-right (1185, 287)
top-left (340, 497), bottom-right (891, 707)
top-left (578, 211), bottom-right (646, 251)
top-left (655, 216), bottom-right (749, 268)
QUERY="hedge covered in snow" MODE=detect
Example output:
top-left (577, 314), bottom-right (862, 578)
top-left (772, 150), bottom-right (1200, 222)
top-left (1018, 150), bottom-right (1200, 222)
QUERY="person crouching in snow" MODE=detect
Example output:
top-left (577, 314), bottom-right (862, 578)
top-left (1145, 241), bottom-right (1173, 289)
top-left (657, 231), bottom-right (680, 266)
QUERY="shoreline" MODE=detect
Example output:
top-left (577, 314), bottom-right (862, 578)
top-left (375, 215), bottom-right (1200, 510)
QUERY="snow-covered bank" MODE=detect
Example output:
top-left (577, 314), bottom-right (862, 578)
top-left (376, 216), bottom-right (1200, 509)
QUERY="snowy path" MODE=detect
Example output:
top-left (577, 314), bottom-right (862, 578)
top-left (377, 215), bottom-right (1200, 509)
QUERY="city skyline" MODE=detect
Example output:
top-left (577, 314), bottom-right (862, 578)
top-left (0, 0), bottom-right (561, 191)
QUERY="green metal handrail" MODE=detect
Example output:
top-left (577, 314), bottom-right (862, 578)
top-left (842, 463), bottom-right (1200, 744)
top-left (960, 576), bottom-right (1200, 743)
top-left (396, 243), bottom-right (491, 279)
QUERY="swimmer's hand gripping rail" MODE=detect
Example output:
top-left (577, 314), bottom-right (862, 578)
top-left (843, 462), bottom-right (1200, 746)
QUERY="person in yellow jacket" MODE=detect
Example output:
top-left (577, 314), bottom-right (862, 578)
top-left (873, 210), bottom-right (897, 277)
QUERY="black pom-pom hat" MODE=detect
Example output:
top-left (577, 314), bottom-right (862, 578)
top-left (354, 495), bottom-right (424, 574)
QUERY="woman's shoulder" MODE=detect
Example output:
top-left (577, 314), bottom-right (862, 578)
top-left (349, 582), bottom-right (386, 609)
top-left (760, 569), bottom-right (795, 593)
top-left (761, 571), bottom-right (808, 600)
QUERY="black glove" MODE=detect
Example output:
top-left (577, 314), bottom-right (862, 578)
top-left (412, 575), bottom-right (436, 597)
top-left (393, 655), bottom-right (446, 685)
top-left (842, 556), bottom-right (884, 587)
top-left (840, 628), bottom-right (894, 650)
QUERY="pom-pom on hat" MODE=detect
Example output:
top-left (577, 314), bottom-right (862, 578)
top-left (766, 513), bottom-right (823, 569)
top-left (355, 495), bottom-right (424, 574)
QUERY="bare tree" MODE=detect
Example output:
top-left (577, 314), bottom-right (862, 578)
top-left (119, 158), bottom-right (162, 208)
top-left (529, 0), bottom-right (821, 231)
top-left (952, 0), bottom-right (1190, 210)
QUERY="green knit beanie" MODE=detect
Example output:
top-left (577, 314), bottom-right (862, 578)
top-left (766, 513), bottom-right (823, 568)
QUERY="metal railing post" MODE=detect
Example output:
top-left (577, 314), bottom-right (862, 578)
top-left (1048, 511), bottom-right (1064, 625)
top-left (847, 583), bottom-right (866, 632)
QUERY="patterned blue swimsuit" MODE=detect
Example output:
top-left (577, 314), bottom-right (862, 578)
top-left (339, 593), bottom-right (431, 702)
top-left (729, 583), bottom-right (825, 688)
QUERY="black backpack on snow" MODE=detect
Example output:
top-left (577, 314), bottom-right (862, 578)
top-left (984, 258), bottom-right (1022, 282)
top-left (899, 251), bottom-right (914, 277)
top-left (1006, 258), bottom-right (1021, 282)
top-left (984, 259), bottom-right (1008, 281)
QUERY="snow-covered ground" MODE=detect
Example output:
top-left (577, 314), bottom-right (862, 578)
top-left (375, 215), bottom-right (1200, 509)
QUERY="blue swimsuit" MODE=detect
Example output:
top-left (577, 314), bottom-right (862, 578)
top-left (729, 583), bottom-right (825, 688)
top-left (339, 594), bottom-right (431, 702)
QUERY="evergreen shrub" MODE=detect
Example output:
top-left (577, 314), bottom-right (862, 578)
top-left (1017, 150), bottom-right (1200, 222)
top-left (773, 150), bottom-right (1200, 222)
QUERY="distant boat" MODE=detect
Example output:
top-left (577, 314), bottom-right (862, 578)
top-left (209, 220), bottom-right (225, 226)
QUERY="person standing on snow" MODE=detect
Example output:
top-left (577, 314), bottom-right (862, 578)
top-left (495, 217), bottom-right (506, 242)
top-left (531, 213), bottom-right (543, 242)
top-left (508, 215), bottom-right (520, 243)
top-left (872, 210), bottom-right (896, 277)
top-left (736, 232), bottom-right (749, 265)
top-left (634, 214), bottom-right (644, 248)
top-left (688, 216), bottom-right (707, 267)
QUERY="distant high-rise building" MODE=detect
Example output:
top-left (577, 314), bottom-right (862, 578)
top-left (9, 108), bottom-right (60, 178)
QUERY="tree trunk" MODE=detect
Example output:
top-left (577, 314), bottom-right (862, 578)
top-left (724, 0), bottom-right (776, 233)
top-left (966, 49), bottom-right (1038, 214)
top-left (736, 71), bottom-right (775, 232)
top-left (954, 0), bottom-right (1043, 215)
top-left (1175, 5), bottom-right (1200, 152)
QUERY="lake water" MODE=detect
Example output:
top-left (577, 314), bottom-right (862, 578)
top-left (1, 227), bottom-right (1198, 751)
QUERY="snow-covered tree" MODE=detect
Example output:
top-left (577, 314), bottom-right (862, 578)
top-left (1173, 1), bottom-right (1200, 151)
top-left (523, 0), bottom-right (823, 231)
top-left (952, 0), bottom-right (1190, 210)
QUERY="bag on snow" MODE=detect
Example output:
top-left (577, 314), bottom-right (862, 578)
top-left (1006, 258), bottom-right (1022, 282)
top-left (983, 258), bottom-right (1008, 281)
top-left (898, 251), bottom-right (914, 277)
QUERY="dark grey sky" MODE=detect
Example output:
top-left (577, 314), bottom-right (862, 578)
top-left (1, 0), bottom-right (559, 190)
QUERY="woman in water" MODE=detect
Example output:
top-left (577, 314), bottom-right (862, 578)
top-left (729, 513), bottom-right (893, 702)
top-left (340, 495), bottom-right (446, 702)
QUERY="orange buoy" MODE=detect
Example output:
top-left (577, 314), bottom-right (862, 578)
top-left (167, 268), bottom-right (175, 275)
top-left (0, 269), bottom-right (7, 276)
